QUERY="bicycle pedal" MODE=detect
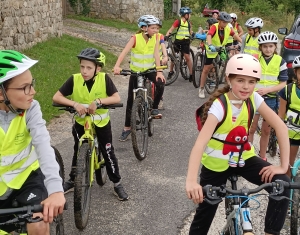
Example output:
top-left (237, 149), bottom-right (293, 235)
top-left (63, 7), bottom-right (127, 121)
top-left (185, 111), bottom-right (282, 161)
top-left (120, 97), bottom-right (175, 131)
top-left (151, 114), bottom-right (162, 119)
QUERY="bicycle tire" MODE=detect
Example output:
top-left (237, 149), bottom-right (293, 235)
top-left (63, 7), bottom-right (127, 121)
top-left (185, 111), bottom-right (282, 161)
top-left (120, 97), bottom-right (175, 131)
top-left (218, 59), bottom-right (227, 85)
top-left (290, 173), bottom-right (300, 235)
top-left (74, 142), bottom-right (91, 230)
top-left (204, 60), bottom-right (219, 94)
top-left (268, 128), bottom-right (277, 157)
top-left (192, 52), bottom-right (204, 88)
top-left (50, 146), bottom-right (65, 235)
top-left (131, 96), bottom-right (149, 160)
top-left (180, 49), bottom-right (194, 80)
top-left (145, 82), bottom-right (154, 137)
top-left (94, 145), bottom-right (107, 186)
top-left (164, 53), bottom-right (180, 86)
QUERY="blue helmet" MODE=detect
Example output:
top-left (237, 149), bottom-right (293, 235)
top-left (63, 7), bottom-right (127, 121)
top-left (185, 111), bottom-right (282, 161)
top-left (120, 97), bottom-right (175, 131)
top-left (179, 7), bottom-right (192, 16)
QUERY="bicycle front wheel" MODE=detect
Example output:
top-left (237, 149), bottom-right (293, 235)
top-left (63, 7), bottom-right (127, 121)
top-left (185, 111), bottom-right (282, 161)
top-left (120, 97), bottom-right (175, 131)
top-left (51, 146), bottom-right (65, 181)
top-left (164, 53), bottom-right (180, 86)
top-left (268, 128), bottom-right (277, 157)
top-left (180, 49), bottom-right (194, 80)
top-left (95, 146), bottom-right (107, 186)
top-left (74, 142), bottom-right (92, 230)
top-left (131, 96), bottom-right (149, 160)
top-left (192, 52), bottom-right (204, 88)
top-left (204, 61), bottom-right (219, 94)
top-left (290, 173), bottom-right (300, 235)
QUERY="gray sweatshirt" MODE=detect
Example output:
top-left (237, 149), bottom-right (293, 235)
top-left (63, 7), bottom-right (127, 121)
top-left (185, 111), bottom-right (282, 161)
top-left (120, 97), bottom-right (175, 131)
top-left (0, 100), bottom-right (63, 199)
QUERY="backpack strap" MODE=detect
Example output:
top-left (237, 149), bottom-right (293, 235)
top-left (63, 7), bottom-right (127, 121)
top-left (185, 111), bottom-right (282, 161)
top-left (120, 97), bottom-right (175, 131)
top-left (286, 83), bottom-right (293, 112)
top-left (213, 94), bottom-right (227, 133)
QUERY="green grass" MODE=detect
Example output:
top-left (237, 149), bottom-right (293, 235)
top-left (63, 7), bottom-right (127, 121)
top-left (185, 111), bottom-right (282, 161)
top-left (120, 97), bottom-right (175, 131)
top-left (22, 34), bottom-right (117, 123)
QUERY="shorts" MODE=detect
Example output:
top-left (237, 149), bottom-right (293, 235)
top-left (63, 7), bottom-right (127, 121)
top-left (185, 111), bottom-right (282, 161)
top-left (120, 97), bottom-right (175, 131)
top-left (256, 97), bottom-right (278, 114)
top-left (174, 39), bottom-right (190, 55)
top-left (204, 54), bottom-right (214, 65)
top-left (289, 138), bottom-right (300, 146)
top-left (0, 168), bottom-right (47, 232)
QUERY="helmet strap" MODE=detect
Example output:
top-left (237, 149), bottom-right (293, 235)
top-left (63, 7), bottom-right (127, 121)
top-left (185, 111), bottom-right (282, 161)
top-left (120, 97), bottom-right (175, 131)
top-left (230, 88), bottom-right (243, 103)
top-left (0, 85), bottom-right (24, 114)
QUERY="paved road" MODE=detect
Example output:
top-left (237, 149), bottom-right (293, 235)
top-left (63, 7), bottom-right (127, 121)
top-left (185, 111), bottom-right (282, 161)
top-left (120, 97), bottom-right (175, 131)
top-left (55, 76), bottom-right (202, 235)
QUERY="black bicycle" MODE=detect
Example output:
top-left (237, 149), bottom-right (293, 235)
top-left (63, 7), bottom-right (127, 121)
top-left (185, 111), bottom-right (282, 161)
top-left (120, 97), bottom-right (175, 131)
top-left (192, 34), bottom-right (206, 88)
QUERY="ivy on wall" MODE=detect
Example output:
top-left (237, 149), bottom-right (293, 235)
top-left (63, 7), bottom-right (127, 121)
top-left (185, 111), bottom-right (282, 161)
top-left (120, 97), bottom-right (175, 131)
top-left (68, 0), bottom-right (91, 16)
top-left (164, 0), bottom-right (174, 19)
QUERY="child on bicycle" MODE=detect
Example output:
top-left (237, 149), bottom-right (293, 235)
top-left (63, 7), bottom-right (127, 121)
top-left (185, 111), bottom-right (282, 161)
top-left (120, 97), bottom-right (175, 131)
top-left (248, 31), bottom-right (288, 161)
top-left (166, 6), bottom-right (193, 82)
top-left (240, 17), bottom-right (263, 58)
top-left (278, 55), bottom-right (300, 176)
top-left (0, 50), bottom-right (65, 234)
top-left (53, 48), bottom-right (129, 201)
top-left (186, 54), bottom-right (290, 235)
top-left (198, 12), bottom-right (242, 99)
top-left (113, 15), bottom-right (165, 141)
top-left (211, 9), bottom-right (219, 20)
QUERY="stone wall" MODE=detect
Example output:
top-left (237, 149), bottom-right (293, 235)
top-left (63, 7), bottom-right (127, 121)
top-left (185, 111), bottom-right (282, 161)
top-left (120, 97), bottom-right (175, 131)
top-left (67, 0), bottom-right (164, 23)
top-left (0, 0), bottom-right (63, 50)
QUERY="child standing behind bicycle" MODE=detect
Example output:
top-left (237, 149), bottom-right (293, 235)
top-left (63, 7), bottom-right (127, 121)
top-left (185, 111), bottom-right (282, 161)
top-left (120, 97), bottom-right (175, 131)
top-left (53, 48), bottom-right (129, 201)
top-left (0, 50), bottom-right (65, 234)
top-left (113, 15), bottom-right (165, 141)
top-left (278, 55), bottom-right (300, 176)
top-left (248, 31), bottom-right (288, 161)
top-left (186, 54), bottom-right (290, 235)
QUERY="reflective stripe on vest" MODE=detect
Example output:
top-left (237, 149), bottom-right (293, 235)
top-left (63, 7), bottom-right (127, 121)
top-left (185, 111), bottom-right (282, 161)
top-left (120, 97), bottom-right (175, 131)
top-left (205, 23), bottom-right (231, 58)
top-left (256, 55), bottom-right (281, 96)
top-left (202, 93), bottom-right (256, 172)
top-left (244, 34), bottom-right (260, 55)
top-left (0, 111), bottom-right (39, 196)
top-left (130, 33), bottom-right (156, 72)
top-left (71, 73), bottom-right (110, 127)
top-left (285, 84), bottom-right (300, 139)
top-left (176, 19), bottom-right (190, 40)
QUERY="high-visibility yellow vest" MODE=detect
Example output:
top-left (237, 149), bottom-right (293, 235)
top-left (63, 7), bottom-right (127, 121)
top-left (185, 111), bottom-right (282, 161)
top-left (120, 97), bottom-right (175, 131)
top-left (71, 72), bottom-right (110, 127)
top-left (256, 54), bottom-right (281, 97)
top-left (0, 111), bottom-right (39, 196)
top-left (205, 23), bottom-right (231, 58)
top-left (202, 93), bottom-right (256, 172)
top-left (244, 34), bottom-right (260, 56)
top-left (175, 19), bottom-right (190, 40)
top-left (130, 33), bottom-right (156, 72)
top-left (285, 83), bottom-right (300, 139)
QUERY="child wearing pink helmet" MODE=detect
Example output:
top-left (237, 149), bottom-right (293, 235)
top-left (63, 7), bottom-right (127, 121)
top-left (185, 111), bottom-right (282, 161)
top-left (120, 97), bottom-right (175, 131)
top-left (186, 54), bottom-right (290, 234)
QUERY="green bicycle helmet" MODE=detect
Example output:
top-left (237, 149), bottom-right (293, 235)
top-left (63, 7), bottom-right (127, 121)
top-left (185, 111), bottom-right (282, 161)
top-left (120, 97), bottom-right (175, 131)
top-left (0, 50), bottom-right (38, 84)
top-left (77, 48), bottom-right (106, 67)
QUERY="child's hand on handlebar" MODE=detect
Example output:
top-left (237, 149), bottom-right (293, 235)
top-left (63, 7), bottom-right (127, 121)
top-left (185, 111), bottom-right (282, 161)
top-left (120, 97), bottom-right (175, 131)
top-left (113, 67), bottom-right (122, 75)
top-left (186, 181), bottom-right (204, 204)
top-left (88, 101), bottom-right (97, 114)
top-left (156, 72), bottom-right (166, 83)
top-left (74, 103), bottom-right (87, 116)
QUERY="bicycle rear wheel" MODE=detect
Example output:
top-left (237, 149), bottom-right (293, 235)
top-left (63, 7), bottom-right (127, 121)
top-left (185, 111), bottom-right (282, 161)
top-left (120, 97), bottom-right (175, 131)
top-left (131, 96), bottom-right (149, 160)
top-left (74, 142), bottom-right (91, 230)
top-left (192, 52), bottom-right (205, 88)
top-left (94, 145), bottom-right (107, 186)
top-left (204, 61), bottom-right (219, 94)
top-left (268, 128), bottom-right (277, 157)
top-left (180, 49), bottom-right (194, 80)
top-left (290, 173), bottom-right (300, 235)
top-left (164, 53), bottom-right (180, 86)
top-left (50, 146), bottom-right (65, 235)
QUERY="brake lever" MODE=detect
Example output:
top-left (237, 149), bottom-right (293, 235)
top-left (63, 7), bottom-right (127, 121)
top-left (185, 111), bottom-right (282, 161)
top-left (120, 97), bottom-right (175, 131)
top-left (269, 195), bottom-right (292, 202)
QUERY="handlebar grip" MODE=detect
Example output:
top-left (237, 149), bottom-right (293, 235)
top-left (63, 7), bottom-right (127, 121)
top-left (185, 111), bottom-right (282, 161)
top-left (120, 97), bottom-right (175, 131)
top-left (289, 182), bottom-right (300, 189)
top-left (102, 103), bottom-right (123, 108)
top-left (156, 65), bottom-right (168, 70)
top-left (52, 102), bottom-right (65, 107)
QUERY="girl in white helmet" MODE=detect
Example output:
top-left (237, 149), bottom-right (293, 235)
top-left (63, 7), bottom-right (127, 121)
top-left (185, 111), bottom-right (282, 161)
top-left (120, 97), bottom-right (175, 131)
top-left (113, 15), bottom-right (165, 141)
top-left (248, 31), bottom-right (288, 161)
top-left (278, 55), bottom-right (300, 177)
top-left (240, 17), bottom-right (263, 58)
top-left (186, 54), bottom-right (290, 235)
top-left (229, 13), bottom-right (243, 54)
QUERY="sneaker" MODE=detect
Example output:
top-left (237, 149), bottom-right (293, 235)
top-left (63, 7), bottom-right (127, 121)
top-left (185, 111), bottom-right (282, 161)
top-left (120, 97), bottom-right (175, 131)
top-left (113, 184), bottom-right (129, 201)
top-left (158, 100), bottom-right (164, 110)
top-left (167, 71), bottom-right (174, 79)
top-left (199, 88), bottom-right (205, 98)
top-left (63, 179), bottom-right (74, 194)
top-left (151, 109), bottom-right (161, 116)
top-left (119, 129), bottom-right (131, 141)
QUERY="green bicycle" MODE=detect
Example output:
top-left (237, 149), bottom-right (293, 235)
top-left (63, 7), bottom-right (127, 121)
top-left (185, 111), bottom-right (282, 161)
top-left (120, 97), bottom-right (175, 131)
top-left (53, 103), bottom-right (123, 230)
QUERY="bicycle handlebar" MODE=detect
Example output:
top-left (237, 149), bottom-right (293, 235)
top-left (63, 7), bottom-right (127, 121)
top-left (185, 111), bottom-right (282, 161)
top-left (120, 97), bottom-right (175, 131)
top-left (115, 66), bottom-right (168, 76)
top-left (203, 180), bottom-right (300, 205)
top-left (53, 102), bottom-right (123, 113)
top-left (286, 115), bottom-right (300, 128)
top-left (0, 205), bottom-right (43, 216)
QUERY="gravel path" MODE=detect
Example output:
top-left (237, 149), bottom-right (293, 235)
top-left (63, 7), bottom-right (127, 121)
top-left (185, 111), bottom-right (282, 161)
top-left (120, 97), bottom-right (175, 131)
top-left (47, 19), bottom-right (291, 235)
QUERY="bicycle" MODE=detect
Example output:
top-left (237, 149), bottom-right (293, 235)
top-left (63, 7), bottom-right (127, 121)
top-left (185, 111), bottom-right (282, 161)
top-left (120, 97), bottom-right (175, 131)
top-left (285, 115), bottom-right (300, 234)
top-left (119, 66), bottom-right (166, 161)
top-left (0, 146), bottom-right (66, 235)
top-left (165, 33), bottom-right (194, 81)
top-left (203, 174), bottom-right (300, 234)
top-left (192, 33), bottom-right (206, 89)
top-left (164, 32), bottom-right (180, 86)
top-left (53, 103), bottom-right (123, 230)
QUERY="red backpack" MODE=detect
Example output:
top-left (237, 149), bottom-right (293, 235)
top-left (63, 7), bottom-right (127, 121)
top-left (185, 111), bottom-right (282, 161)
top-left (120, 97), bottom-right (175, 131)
top-left (195, 94), bottom-right (255, 133)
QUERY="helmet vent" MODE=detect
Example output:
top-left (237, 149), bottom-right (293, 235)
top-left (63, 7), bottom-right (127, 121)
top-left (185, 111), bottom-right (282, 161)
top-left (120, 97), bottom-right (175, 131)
top-left (3, 56), bottom-right (20, 63)
top-left (0, 63), bottom-right (15, 69)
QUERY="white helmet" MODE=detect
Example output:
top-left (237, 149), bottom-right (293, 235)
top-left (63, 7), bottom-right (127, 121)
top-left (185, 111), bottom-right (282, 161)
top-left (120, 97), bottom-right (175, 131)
top-left (292, 55), bottom-right (300, 68)
top-left (137, 15), bottom-right (159, 28)
top-left (245, 17), bottom-right (263, 29)
top-left (230, 13), bottom-right (237, 20)
top-left (258, 31), bottom-right (278, 44)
